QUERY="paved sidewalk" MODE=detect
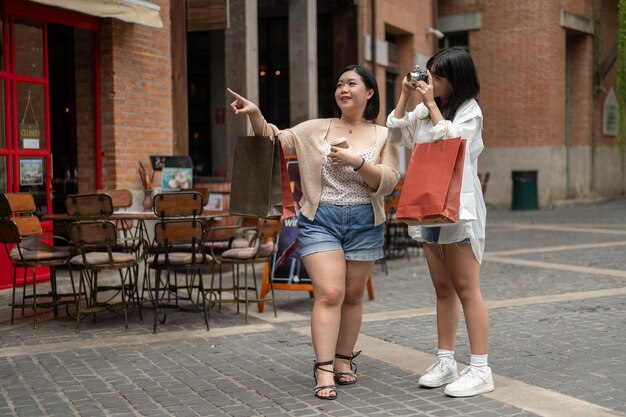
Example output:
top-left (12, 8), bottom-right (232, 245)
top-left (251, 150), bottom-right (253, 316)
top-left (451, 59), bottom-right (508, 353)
top-left (1, 199), bottom-right (626, 416)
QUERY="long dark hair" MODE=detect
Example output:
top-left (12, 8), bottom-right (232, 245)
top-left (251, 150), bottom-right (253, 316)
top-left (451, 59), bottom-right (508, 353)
top-left (427, 47), bottom-right (480, 121)
top-left (332, 64), bottom-right (380, 120)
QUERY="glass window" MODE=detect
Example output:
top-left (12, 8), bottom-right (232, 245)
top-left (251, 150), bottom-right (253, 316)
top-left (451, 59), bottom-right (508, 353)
top-left (0, 17), bottom-right (4, 71)
top-left (0, 157), bottom-right (7, 194)
top-left (19, 157), bottom-right (47, 214)
top-left (0, 81), bottom-right (5, 148)
top-left (15, 20), bottom-right (44, 78)
top-left (438, 32), bottom-right (469, 51)
top-left (17, 83), bottom-right (45, 150)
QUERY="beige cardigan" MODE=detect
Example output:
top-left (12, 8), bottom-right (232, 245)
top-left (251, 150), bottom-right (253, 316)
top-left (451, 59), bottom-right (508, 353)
top-left (260, 118), bottom-right (400, 226)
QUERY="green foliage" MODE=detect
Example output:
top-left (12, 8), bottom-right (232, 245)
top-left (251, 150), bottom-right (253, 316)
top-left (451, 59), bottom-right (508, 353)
top-left (618, 0), bottom-right (626, 154)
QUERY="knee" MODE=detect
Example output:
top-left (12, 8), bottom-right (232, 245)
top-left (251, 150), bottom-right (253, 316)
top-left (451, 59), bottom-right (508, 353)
top-left (454, 283), bottom-right (481, 304)
top-left (316, 288), bottom-right (345, 307)
top-left (433, 282), bottom-right (456, 300)
top-left (342, 290), bottom-right (364, 306)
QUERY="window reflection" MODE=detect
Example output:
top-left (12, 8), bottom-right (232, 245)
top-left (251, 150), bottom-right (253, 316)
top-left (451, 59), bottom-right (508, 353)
top-left (0, 157), bottom-right (6, 194)
top-left (15, 20), bottom-right (43, 78)
top-left (0, 82), bottom-right (5, 148)
top-left (0, 17), bottom-right (4, 71)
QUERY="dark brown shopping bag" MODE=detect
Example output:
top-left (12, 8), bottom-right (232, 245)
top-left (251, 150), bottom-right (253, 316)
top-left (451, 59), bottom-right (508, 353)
top-left (396, 137), bottom-right (466, 226)
top-left (230, 136), bottom-right (294, 219)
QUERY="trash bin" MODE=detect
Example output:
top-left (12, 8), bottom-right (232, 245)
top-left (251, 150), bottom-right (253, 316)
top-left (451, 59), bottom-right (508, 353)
top-left (511, 170), bottom-right (538, 210)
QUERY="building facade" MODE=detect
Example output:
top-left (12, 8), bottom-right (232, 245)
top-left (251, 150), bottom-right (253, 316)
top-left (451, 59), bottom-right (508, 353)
top-left (0, 0), bottom-right (622, 212)
top-left (0, 0), bottom-right (622, 289)
top-left (438, 0), bottom-right (622, 206)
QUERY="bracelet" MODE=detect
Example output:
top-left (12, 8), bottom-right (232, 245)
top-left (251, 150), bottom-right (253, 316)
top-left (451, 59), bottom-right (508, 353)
top-left (353, 157), bottom-right (366, 172)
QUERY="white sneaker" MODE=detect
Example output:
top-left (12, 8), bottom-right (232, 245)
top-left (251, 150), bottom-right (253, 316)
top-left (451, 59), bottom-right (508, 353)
top-left (443, 366), bottom-right (495, 397)
top-left (418, 359), bottom-right (458, 388)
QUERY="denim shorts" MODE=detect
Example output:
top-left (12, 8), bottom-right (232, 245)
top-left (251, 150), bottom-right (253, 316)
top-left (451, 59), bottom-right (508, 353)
top-left (422, 226), bottom-right (471, 245)
top-left (298, 204), bottom-right (384, 261)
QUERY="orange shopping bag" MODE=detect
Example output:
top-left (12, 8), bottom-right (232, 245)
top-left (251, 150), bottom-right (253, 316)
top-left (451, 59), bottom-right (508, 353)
top-left (396, 137), bottom-right (466, 226)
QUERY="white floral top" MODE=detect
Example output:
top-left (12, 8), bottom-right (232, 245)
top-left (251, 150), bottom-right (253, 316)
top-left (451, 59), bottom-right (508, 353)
top-left (319, 143), bottom-right (376, 205)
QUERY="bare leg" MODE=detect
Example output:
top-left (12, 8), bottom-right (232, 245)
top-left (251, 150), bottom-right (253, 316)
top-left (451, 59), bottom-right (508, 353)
top-left (444, 244), bottom-right (489, 354)
top-left (423, 244), bottom-right (460, 351)
top-left (303, 250), bottom-right (346, 399)
top-left (334, 260), bottom-right (374, 382)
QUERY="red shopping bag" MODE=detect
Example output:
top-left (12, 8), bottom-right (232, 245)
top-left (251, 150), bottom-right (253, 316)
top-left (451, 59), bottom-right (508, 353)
top-left (396, 137), bottom-right (466, 226)
top-left (278, 145), bottom-right (296, 220)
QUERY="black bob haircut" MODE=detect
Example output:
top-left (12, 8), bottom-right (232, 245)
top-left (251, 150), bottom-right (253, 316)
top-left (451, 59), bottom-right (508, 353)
top-left (427, 47), bottom-right (480, 121)
top-left (332, 64), bottom-right (380, 121)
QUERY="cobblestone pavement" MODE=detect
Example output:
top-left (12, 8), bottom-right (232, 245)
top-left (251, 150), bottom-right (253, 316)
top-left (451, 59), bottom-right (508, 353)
top-left (1, 199), bottom-right (626, 416)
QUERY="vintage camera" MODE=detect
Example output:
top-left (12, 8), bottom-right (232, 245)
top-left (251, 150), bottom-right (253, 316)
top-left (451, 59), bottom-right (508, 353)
top-left (407, 67), bottom-right (428, 84)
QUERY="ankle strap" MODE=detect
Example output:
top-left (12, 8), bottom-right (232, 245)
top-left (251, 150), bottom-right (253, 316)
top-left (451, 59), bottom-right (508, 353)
top-left (335, 350), bottom-right (361, 361)
top-left (313, 359), bottom-right (335, 383)
top-left (314, 360), bottom-right (334, 371)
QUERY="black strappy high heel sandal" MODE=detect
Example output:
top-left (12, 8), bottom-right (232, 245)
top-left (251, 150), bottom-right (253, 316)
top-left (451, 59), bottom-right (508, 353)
top-left (334, 350), bottom-right (361, 386)
top-left (313, 360), bottom-right (337, 400)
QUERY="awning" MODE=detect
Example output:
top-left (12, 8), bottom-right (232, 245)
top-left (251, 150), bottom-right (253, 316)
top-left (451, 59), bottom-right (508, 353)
top-left (28, 0), bottom-right (163, 28)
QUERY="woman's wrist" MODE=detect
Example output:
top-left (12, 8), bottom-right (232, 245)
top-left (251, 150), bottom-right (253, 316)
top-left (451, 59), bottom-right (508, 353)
top-left (425, 101), bottom-right (438, 111)
top-left (353, 157), bottom-right (366, 172)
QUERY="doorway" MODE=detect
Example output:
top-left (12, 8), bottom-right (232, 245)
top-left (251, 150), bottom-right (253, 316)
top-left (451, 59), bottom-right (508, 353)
top-left (48, 23), bottom-right (78, 214)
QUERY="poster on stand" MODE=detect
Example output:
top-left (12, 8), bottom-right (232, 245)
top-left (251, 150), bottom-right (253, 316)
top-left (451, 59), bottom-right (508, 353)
top-left (270, 158), bottom-right (310, 284)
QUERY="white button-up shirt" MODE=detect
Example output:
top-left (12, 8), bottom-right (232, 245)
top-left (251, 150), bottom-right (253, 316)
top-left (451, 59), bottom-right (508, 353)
top-left (386, 99), bottom-right (486, 263)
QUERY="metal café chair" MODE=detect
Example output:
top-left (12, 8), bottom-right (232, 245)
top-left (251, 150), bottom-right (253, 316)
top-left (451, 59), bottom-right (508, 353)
top-left (203, 215), bottom-right (250, 311)
top-left (68, 220), bottom-right (146, 331)
top-left (97, 189), bottom-right (135, 237)
top-left (146, 191), bottom-right (213, 332)
top-left (0, 193), bottom-right (76, 328)
top-left (217, 218), bottom-right (280, 323)
top-left (66, 193), bottom-right (145, 326)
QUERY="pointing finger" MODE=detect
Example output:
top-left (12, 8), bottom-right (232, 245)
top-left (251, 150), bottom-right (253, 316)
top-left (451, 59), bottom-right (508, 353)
top-left (226, 88), bottom-right (243, 100)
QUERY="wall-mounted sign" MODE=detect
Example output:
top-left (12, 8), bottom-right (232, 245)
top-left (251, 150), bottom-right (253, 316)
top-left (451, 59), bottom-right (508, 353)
top-left (149, 155), bottom-right (193, 171)
top-left (20, 90), bottom-right (41, 148)
top-left (603, 88), bottom-right (617, 137)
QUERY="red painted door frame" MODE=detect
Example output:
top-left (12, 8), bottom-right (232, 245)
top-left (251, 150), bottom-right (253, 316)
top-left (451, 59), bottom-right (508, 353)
top-left (0, 0), bottom-right (101, 289)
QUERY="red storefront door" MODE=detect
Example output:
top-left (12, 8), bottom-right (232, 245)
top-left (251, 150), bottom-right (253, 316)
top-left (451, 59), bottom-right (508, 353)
top-left (0, 1), bottom-right (100, 290)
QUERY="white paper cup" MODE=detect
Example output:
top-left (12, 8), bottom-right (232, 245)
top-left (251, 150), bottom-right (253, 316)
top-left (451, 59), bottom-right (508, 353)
top-left (330, 137), bottom-right (348, 148)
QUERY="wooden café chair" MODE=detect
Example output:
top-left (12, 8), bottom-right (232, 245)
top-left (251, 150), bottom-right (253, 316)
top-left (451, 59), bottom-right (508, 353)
top-left (146, 191), bottom-right (213, 332)
top-left (203, 215), bottom-right (251, 311)
top-left (0, 193), bottom-right (76, 328)
top-left (216, 217), bottom-right (280, 323)
top-left (66, 193), bottom-right (145, 326)
top-left (68, 220), bottom-right (145, 331)
top-left (97, 189), bottom-right (135, 237)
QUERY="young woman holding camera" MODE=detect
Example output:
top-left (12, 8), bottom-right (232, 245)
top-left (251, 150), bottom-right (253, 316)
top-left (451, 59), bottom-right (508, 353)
top-left (387, 47), bottom-right (493, 397)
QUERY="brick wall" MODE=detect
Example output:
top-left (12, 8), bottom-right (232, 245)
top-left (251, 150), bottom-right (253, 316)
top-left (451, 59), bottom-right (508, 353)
top-left (99, 0), bottom-right (173, 191)
top-left (438, 0), bottom-right (480, 16)
top-left (439, 0), bottom-right (598, 150)
top-left (437, 0), bottom-right (626, 204)
top-left (362, 0), bottom-right (434, 123)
